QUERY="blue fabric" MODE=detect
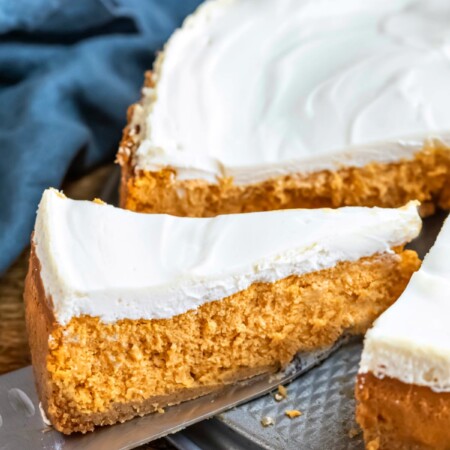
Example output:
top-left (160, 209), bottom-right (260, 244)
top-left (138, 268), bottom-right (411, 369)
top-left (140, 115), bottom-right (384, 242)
top-left (0, 0), bottom-right (202, 274)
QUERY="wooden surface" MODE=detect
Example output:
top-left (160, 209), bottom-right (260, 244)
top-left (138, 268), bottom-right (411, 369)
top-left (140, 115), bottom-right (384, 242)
top-left (0, 164), bottom-right (174, 449)
top-left (0, 250), bottom-right (30, 373)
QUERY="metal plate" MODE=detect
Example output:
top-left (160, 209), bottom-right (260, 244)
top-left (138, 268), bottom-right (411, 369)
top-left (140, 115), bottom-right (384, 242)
top-left (169, 340), bottom-right (364, 450)
top-left (219, 340), bottom-right (364, 449)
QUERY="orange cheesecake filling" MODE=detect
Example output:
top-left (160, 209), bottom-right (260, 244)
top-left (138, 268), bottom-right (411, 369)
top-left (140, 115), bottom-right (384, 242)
top-left (356, 372), bottom-right (450, 450)
top-left (120, 145), bottom-right (450, 218)
top-left (26, 246), bottom-right (419, 434)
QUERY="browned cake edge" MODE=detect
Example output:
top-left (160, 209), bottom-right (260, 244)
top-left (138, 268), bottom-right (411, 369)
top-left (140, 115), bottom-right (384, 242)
top-left (24, 238), bottom-right (54, 425)
top-left (117, 72), bottom-right (450, 218)
top-left (355, 372), bottom-right (450, 450)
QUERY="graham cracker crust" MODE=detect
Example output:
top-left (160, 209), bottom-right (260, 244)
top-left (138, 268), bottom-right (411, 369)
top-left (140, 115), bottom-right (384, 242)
top-left (356, 372), bottom-right (450, 450)
top-left (25, 243), bottom-right (419, 434)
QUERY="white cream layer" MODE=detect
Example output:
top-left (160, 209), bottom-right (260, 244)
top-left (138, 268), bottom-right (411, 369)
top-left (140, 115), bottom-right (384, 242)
top-left (360, 215), bottom-right (450, 392)
top-left (34, 189), bottom-right (421, 325)
top-left (133, 0), bottom-right (450, 184)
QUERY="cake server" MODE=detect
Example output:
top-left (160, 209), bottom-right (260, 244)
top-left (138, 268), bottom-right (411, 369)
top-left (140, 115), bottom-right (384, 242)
top-left (0, 340), bottom-right (344, 450)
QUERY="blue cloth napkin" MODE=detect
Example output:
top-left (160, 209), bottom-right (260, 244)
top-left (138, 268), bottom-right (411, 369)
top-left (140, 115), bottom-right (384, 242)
top-left (0, 0), bottom-right (202, 274)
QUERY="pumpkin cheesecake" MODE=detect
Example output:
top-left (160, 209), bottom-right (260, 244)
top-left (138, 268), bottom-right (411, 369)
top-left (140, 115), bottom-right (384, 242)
top-left (356, 215), bottom-right (450, 449)
top-left (26, 189), bottom-right (421, 434)
top-left (118, 0), bottom-right (450, 218)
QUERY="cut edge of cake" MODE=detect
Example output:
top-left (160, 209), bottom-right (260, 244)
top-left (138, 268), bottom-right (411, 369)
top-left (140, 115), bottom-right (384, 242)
top-left (26, 189), bottom-right (422, 434)
top-left (356, 215), bottom-right (450, 449)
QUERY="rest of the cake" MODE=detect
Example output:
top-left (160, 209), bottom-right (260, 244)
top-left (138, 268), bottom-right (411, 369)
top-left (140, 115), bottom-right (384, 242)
top-left (26, 189), bottom-right (421, 434)
top-left (118, 0), bottom-right (450, 217)
top-left (356, 215), bottom-right (450, 449)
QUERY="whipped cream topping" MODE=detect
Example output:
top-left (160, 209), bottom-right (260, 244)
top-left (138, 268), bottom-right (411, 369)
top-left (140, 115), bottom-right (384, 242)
top-left (133, 0), bottom-right (450, 184)
top-left (34, 190), bottom-right (420, 325)
top-left (360, 215), bottom-right (450, 392)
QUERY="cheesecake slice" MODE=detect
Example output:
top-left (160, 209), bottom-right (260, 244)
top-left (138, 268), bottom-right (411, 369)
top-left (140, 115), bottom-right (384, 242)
top-left (356, 216), bottom-right (450, 449)
top-left (118, 0), bottom-right (450, 218)
top-left (26, 189), bottom-right (421, 434)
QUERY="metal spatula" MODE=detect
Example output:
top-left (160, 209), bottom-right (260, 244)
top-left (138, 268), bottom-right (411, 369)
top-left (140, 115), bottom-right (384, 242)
top-left (0, 340), bottom-right (344, 450)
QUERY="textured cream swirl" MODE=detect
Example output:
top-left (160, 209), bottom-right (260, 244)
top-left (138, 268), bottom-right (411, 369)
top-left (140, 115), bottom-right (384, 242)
top-left (34, 189), bottom-right (420, 324)
top-left (133, 0), bottom-right (450, 184)
top-left (360, 215), bottom-right (450, 392)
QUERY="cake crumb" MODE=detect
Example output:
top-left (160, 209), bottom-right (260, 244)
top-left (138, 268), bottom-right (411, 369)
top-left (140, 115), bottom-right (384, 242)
top-left (277, 385), bottom-right (288, 399)
top-left (261, 416), bottom-right (275, 427)
top-left (274, 392), bottom-right (284, 402)
top-left (93, 198), bottom-right (106, 205)
top-left (367, 438), bottom-right (380, 450)
top-left (285, 409), bottom-right (302, 419)
top-left (151, 403), bottom-right (165, 414)
top-left (348, 427), bottom-right (360, 438)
